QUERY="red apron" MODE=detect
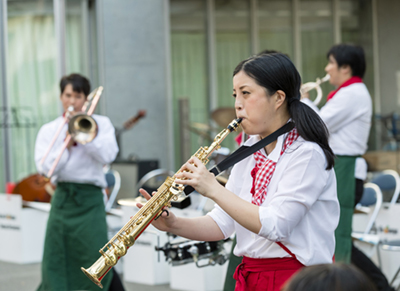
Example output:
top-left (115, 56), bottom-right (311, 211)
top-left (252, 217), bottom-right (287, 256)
top-left (233, 243), bottom-right (304, 291)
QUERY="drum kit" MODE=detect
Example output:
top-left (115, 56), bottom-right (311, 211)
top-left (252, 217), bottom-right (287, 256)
top-left (155, 235), bottom-right (231, 268)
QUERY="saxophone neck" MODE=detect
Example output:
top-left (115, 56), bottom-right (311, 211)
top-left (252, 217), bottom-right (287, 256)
top-left (199, 118), bottom-right (242, 159)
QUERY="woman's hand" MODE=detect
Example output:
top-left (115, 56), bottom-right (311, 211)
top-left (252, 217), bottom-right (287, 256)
top-left (136, 188), bottom-right (177, 232)
top-left (174, 156), bottom-right (222, 200)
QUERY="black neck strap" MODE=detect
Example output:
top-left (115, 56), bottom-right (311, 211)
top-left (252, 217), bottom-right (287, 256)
top-left (184, 121), bottom-right (295, 195)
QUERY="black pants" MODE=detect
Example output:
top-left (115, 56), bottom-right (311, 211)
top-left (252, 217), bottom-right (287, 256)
top-left (351, 179), bottom-right (395, 291)
top-left (109, 269), bottom-right (125, 291)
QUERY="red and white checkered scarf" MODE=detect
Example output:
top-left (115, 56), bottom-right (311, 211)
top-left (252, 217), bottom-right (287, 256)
top-left (250, 127), bottom-right (299, 206)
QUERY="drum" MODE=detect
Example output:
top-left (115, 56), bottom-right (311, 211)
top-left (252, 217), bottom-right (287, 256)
top-left (155, 236), bottom-right (230, 268)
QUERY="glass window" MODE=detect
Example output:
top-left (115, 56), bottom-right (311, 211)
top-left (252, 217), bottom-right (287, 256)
top-left (5, 0), bottom-right (89, 185)
top-left (341, 0), bottom-right (375, 149)
top-left (300, 0), bottom-right (334, 106)
top-left (170, 0), bottom-right (207, 165)
top-left (65, 0), bottom-right (85, 74)
top-left (259, 0), bottom-right (293, 58)
top-left (215, 0), bottom-right (251, 109)
top-left (215, 0), bottom-right (250, 150)
top-left (7, 0), bottom-right (58, 182)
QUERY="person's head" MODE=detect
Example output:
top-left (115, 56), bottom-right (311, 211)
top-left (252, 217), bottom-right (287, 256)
top-left (59, 73), bottom-right (91, 113)
top-left (233, 53), bottom-right (334, 169)
top-left (282, 263), bottom-right (377, 291)
top-left (233, 53), bottom-right (300, 137)
top-left (325, 44), bottom-right (366, 87)
top-left (257, 49), bottom-right (280, 56)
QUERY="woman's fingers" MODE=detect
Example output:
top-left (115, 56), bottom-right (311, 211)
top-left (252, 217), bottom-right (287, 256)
top-left (139, 188), bottom-right (152, 200)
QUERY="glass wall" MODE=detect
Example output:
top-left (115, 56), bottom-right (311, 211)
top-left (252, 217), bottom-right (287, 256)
top-left (300, 0), bottom-right (334, 106)
top-left (215, 0), bottom-right (251, 108)
top-left (0, 0), bottom-right (94, 191)
top-left (341, 0), bottom-right (375, 148)
top-left (7, 0), bottom-right (58, 183)
top-left (215, 0), bottom-right (250, 150)
top-left (170, 0), bottom-right (208, 165)
top-left (259, 0), bottom-right (293, 58)
top-left (169, 0), bottom-right (374, 167)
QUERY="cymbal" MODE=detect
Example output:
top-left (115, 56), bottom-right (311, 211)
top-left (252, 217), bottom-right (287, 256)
top-left (187, 123), bottom-right (213, 141)
top-left (211, 107), bottom-right (237, 128)
top-left (190, 122), bottom-right (212, 131)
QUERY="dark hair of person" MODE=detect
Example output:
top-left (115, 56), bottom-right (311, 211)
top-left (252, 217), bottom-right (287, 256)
top-left (327, 44), bottom-right (366, 78)
top-left (233, 53), bottom-right (335, 170)
top-left (60, 73), bottom-right (91, 97)
top-left (257, 49), bottom-right (291, 59)
top-left (282, 263), bottom-right (378, 291)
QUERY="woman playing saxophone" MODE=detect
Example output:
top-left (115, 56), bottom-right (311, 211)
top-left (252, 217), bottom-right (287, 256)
top-left (138, 53), bottom-right (340, 291)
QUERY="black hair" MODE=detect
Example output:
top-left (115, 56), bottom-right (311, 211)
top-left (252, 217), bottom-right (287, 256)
top-left (257, 49), bottom-right (290, 59)
top-left (282, 263), bottom-right (377, 291)
top-left (60, 73), bottom-right (91, 97)
top-left (257, 49), bottom-right (280, 56)
top-left (233, 53), bottom-right (335, 170)
top-left (327, 44), bottom-right (366, 78)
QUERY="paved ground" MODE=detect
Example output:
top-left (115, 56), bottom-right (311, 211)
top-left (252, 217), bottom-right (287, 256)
top-left (0, 260), bottom-right (175, 291)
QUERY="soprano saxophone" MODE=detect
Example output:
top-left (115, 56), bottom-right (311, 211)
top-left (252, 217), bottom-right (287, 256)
top-left (81, 118), bottom-right (242, 288)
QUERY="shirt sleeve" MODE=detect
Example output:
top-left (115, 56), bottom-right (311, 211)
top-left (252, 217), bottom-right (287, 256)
top-left (34, 121), bottom-right (70, 176)
top-left (206, 168), bottom-right (238, 239)
top-left (81, 116), bottom-right (119, 164)
top-left (258, 146), bottom-right (329, 242)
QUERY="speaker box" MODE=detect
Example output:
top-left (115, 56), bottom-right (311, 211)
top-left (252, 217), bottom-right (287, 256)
top-left (111, 160), bottom-right (159, 200)
top-left (137, 160), bottom-right (159, 182)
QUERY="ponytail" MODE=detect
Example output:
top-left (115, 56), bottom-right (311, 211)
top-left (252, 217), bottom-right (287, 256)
top-left (288, 99), bottom-right (335, 170)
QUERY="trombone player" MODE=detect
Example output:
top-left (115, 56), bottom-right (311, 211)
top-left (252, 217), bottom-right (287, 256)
top-left (34, 74), bottom-right (124, 291)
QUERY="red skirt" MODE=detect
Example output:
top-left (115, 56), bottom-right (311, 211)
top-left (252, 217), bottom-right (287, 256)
top-left (233, 256), bottom-right (304, 291)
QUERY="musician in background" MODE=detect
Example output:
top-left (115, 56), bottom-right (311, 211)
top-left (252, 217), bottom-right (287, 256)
top-left (302, 44), bottom-right (394, 291)
top-left (139, 53), bottom-right (340, 291)
top-left (34, 74), bottom-right (124, 291)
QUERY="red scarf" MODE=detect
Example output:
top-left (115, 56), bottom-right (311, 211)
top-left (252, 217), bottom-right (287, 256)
top-left (326, 76), bottom-right (363, 101)
top-left (251, 128), bottom-right (299, 206)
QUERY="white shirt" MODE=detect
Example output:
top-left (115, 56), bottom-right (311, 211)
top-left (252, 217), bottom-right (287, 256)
top-left (302, 83), bottom-right (372, 180)
top-left (35, 114), bottom-right (119, 188)
top-left (207, 134), bottom-right (340, 266)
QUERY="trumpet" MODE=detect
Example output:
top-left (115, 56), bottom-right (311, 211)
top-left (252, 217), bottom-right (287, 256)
top-left (81, 118), bottom-right (242, 288)
top-left (39, 86), bottom-right (103, 178)
top-left (300, 74), bottom-right (330, 105)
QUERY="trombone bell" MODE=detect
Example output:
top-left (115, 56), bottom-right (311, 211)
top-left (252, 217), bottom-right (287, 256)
top-left (68, 113), bottom-right (98, 145)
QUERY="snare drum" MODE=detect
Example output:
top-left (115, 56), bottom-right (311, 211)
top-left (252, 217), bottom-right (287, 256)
top-left (155, 237), bottom-right (229, 268)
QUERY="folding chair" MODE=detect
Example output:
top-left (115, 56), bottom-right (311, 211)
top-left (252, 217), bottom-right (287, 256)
top-left (104, 168), bottom-right (121, 212)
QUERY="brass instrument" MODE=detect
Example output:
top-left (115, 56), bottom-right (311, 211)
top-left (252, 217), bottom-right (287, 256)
top-left (300, 74), bottom-right (330, 105)
top-left (81, 118), bottom-right (242, 288)
top-left (39, 87), bottom-right (103, 178)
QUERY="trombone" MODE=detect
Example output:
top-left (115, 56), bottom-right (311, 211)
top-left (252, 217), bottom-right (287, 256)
top-left (300, 74), bottom-right (330, 105)
top-left (39, 86), bottom-right (103, 178)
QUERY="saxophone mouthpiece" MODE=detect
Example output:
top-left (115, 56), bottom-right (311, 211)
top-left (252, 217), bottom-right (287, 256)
top-left (227, 118), bottom-right (242, 132)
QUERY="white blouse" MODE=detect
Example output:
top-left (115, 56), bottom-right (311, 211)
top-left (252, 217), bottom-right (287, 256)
top-left (207, 133), bottom-right (339, 266)
top-left (35, 114), bottom-right (119, 189)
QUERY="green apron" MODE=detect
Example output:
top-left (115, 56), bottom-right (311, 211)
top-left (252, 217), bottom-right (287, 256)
top-left (333, 155), bottom-right (357, 263)
top-left (223, 235), bottom-right (241, 291)
top-left (37, 182), bottom-right (113, 291)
